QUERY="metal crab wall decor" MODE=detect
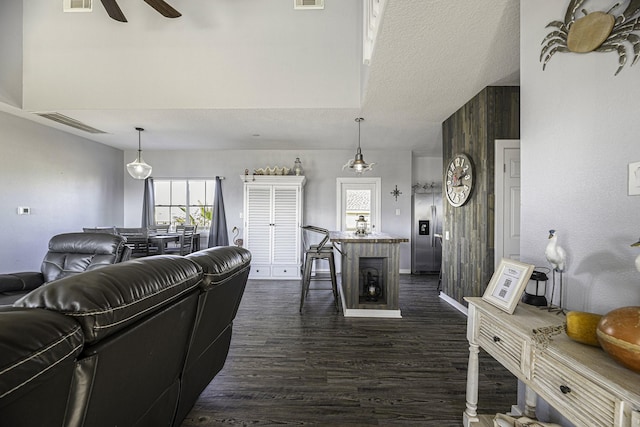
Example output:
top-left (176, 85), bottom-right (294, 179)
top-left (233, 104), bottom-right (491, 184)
top-left (540, 0), bottom-right (640, 75)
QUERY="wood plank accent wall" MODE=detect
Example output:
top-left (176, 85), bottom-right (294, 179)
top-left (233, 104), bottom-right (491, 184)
top-left (441, 86), bottom-right (520, 306)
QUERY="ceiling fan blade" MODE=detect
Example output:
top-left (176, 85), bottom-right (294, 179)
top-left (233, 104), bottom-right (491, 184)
top-left (143, 0), bottom-right (182, 18)
top-left (100, 0), bottom-right (127, 22)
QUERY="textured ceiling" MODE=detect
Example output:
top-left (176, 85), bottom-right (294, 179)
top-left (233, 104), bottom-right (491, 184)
top-left (3, 0), bottom-right (520, 156)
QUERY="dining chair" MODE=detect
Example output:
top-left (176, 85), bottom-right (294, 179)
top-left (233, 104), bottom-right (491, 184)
top-left (115, 227), bottom-right (150, 257)
top-left (147, 224), bottom-right (170, 235)
top-left (146, 225), bottom-right (170, 254)
top-left (175, 224), bottom-right (197, 233)
top-left (83, 227), bottom-right (118, 234)
top-left (165, 225), bottom-right (195, 256)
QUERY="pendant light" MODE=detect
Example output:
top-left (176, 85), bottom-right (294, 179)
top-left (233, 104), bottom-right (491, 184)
top-left (343, 117), bottom-right (375, 174)
top-left (126, 127), bottom-right (152, 180)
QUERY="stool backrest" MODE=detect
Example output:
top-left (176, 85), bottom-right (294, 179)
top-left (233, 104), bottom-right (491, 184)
top-left (301, 225), bottom-right (330, 253)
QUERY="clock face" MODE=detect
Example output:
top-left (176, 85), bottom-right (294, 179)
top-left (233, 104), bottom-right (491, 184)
top-left (445, 153), bottom-right (474, 207)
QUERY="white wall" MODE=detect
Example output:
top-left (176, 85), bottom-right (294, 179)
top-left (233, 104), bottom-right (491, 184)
top-left (0, 111), bottom-right (124, 272)
top-left (521, 2), bottom-right (640, 424)
top-left (123, 148), bottom-right (414, 271)
top-left (412, 155), bottom-right (443, 187)
top-left (0, 1), bottom-right (22, 107)
top-left (22, 0), bottom-right (361, 111)
top-left (521, 1), bottom-right (640, 315)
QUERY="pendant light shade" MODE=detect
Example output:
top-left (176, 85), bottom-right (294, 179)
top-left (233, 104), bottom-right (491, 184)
top-left (343, 117), bottom-right (374, 174)
top-left (126, 127), bottom-right (152, 180)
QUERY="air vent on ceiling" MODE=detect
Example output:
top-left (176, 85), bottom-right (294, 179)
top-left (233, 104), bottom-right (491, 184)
top-left (63, 0), bottom-right (92, 13)
top-left (294, 0), bottom-right (324, 10)
top-left (36, 113), bottom-right (106, 134)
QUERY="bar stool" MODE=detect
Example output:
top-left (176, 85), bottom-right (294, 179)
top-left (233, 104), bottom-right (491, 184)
top-left (299, 226), bottom-right (340, 313)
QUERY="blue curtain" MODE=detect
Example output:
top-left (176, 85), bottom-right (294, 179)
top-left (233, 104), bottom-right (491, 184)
top-left (141, 177), bottom-right (155, 228)
top-left (208, 176), bottom-right (229, 247)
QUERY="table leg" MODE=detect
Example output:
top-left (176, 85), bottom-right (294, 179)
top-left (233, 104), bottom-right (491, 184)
top-left (524, 385), bottom-right (537, 419)
top-left (464, 341), bottom-right (480, 427)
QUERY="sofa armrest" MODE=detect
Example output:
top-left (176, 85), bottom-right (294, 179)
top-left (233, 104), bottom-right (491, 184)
top-left (0, 306), bottom-right (84, 426)
top-left (0, 272), bottom-right (44, 293)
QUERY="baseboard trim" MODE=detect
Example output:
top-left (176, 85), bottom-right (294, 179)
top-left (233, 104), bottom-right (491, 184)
top-left (439, 292), bottom-right (468, 316)
top-left (338, 283), bottom-right (402, 318)
top-left (343, 308), bottom-right (402, 318)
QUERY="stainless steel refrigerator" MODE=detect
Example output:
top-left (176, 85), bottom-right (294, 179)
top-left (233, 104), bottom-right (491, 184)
top-left (411, 187), bottom-right (443, 274)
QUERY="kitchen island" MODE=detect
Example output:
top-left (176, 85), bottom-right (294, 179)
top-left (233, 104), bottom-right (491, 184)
top-left (329, 231), bottom-right (409, 318)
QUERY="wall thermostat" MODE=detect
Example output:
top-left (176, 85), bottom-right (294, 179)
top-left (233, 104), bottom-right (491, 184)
top-left (17, 206), bottom-right (31, 215)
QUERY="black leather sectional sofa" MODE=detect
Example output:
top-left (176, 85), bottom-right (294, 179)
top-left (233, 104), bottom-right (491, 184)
top-left (0, 245), bottom-right (251, 427)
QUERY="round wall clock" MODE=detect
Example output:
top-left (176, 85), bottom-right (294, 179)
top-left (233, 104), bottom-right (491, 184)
top-left (445, 153), bottom-right (474, 207)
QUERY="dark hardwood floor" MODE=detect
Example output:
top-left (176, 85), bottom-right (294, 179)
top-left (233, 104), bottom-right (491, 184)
top-left (180, 274), bottom-right (516, 426)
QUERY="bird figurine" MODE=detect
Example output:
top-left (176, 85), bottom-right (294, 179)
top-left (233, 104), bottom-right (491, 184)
top-left (631, 238), bottom-right (640, 272)
top-left (545, 229), bottom-right (567, 313)
top-left (545, 229), bottom-right (566, 272)
top-left (232, 227), bottom-right (243, 247)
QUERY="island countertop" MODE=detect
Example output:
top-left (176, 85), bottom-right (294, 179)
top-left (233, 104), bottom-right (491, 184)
top-left (329, 231), bottom-right (409, 244)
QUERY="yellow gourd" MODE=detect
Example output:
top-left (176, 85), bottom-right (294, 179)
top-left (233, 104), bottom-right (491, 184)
top-left (565, 311), bottom-right (602, 347)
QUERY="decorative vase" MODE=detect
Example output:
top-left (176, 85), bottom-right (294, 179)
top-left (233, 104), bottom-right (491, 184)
top-left (596, 306), bottom-right (640, 373)
top-left (293, 157), bottom-right (303, 176)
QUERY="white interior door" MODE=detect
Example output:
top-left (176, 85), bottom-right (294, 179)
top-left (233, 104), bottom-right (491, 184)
top-left (495, 140), bottom-right (521, 268)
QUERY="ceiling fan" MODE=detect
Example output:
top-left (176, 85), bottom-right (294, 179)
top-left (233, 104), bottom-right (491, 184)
top-left (100, 0), bottom-right (181, 22)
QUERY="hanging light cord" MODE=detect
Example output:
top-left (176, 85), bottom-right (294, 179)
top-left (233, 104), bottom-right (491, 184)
top-left (356, 117), bottom-right (363, 152)
top-left (136, 127), bottom-right (144, 159)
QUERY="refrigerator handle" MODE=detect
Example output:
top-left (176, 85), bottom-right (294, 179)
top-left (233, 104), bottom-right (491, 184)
top-left (431, 205), bottom-right (436, 247)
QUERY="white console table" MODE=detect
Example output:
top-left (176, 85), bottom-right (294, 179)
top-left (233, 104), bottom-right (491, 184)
top-left (464, 297), bottom-right (640, 427)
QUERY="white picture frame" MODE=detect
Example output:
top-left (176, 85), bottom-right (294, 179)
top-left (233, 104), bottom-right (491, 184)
top-left (482, 258), bottom-right (535, 314)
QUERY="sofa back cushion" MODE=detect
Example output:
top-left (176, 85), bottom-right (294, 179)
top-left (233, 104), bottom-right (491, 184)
top-left (17, 256), bottom-right (202, 344)
top-left (41, 232), bottom-right (130, 283)
top-left (186, 246), bottom-right (251, 288)
top-left (173, 246), bottom-right (251, 424)
top-left (186, 246), bottom-right (251, 325)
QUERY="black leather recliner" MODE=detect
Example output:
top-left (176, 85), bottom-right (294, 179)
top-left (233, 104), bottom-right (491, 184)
top-left (0, 232), bottom-right (130, 305)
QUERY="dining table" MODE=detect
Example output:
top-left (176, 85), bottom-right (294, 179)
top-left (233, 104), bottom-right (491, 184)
top-left (148, 233), bottom-right (200, 255)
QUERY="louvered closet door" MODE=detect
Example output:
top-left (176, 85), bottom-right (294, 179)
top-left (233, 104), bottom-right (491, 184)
top-left (245, 186), bottom-right (273, 265)
top-left (272, 186), bottom-right (299, 264)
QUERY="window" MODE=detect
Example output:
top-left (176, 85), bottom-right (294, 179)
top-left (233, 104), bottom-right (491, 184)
top-left (154, 179), bottom-right (215, 230)
top-left (345, 189), bottom-right (371, 231)
top-left (336, 177), bottom-right (381, 233)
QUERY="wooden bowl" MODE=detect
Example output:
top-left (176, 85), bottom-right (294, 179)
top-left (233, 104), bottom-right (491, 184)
top-left (597, 306), bottom-right (640, 373)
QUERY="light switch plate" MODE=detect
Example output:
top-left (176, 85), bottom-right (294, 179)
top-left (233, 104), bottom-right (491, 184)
top-left (629, 161), bottom-right (640, 196)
